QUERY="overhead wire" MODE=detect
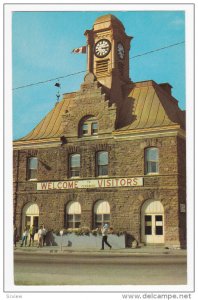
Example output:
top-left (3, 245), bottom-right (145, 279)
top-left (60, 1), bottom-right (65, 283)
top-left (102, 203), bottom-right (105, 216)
top-left (12, 41), bottom-right (185, 91)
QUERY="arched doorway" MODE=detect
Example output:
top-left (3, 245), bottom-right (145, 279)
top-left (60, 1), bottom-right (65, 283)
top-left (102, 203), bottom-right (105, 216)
top-left (22, 203), bottom-right (39, 232)
top-left (141, 200), bottom-right (164, 244)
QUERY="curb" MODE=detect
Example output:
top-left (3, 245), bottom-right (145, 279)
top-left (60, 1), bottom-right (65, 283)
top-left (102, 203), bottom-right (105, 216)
top-left (14, 246), bottom-right (187, 256)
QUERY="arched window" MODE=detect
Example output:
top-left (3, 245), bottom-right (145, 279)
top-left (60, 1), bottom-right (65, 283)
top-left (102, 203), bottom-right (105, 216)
top-left (94, 200), bottom-right (110, 228)
top-left (145, 147), bottom-right (159, 174)
top-left (66, 201), bottom-right (81, 228)
top-left (28, 157), bottom-right (38, 180)
top-left (79, 116), bottom-right (98, 137)
top-left (69, 154), bottom-right (80, 178)
top-left (96, 151), bottom-right (108, 176)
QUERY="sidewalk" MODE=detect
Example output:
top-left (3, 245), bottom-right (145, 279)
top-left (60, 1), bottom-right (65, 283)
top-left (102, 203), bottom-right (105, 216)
top-left (14, 243), bottom-right (187, 256)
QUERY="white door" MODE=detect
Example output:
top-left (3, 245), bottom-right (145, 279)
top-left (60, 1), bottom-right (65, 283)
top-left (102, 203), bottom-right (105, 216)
top-left (141, 200), bottom-right (164, 244)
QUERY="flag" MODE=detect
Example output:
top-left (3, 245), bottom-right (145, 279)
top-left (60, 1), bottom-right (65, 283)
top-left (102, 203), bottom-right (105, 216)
top-left (72, 46), bottom-right (86, 54)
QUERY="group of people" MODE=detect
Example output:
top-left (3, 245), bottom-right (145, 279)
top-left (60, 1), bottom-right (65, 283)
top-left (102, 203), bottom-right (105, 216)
top-left (14, 223), bottom-right (113, 250)
top-left (13, 224), bottom-right (47, 248)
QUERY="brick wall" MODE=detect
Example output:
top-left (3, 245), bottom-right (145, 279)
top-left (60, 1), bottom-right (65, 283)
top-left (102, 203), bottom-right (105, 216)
top-left (13, 134), bottom-right (186, 247)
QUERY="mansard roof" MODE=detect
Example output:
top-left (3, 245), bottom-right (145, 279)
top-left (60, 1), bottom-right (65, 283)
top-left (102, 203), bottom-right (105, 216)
top-left (117, 80), bottom-right (185, 132)
top-left (14, 79), bottom-right (185, 144)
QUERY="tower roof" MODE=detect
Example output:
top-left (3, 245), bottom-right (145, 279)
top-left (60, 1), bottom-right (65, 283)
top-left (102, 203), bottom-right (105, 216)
top-left (93, 14), bottom-right (125, 30)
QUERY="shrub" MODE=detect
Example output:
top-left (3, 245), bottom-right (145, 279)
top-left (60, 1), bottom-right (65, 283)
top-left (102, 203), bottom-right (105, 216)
top-left (53, 227), bottom-right (126, 236)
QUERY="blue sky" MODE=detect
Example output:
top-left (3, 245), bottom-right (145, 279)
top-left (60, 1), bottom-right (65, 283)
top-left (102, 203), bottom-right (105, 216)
top-left (12, 11), bottom-right (185, 140)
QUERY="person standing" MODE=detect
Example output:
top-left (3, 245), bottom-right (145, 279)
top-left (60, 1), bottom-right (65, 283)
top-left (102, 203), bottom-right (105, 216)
top-left (29, 224), bottom-right (36, 247)
top-left (14, 224), bottom-right (18, 247)
top-left (100, 224), bottom-right (112, 250)
top-left (37, 225), bottom-right (44, 248)
top-left (20, 227), bottom-right (29, 247)
top-left (42, 224), bottom-right (47, 246)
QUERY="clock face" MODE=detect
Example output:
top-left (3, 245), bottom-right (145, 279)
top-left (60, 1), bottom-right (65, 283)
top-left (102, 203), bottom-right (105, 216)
top-left (117, 42), bottom-right (125, 59)
top-left (94, 39), bottom-right (111, 58)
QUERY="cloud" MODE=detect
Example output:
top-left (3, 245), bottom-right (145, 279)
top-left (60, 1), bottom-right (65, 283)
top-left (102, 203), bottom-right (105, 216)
top-left (169, 18), bottom-right (184, 28)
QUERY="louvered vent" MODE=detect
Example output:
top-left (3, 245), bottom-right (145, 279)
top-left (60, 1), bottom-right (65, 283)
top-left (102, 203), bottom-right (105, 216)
top-left (96, 60), bottom-right (109, 76)
top-left (118, 62), bottom-right (124, 75)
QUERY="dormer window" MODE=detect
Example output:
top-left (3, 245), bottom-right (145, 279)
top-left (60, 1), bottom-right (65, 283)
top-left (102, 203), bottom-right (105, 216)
top-left (79, 116), bottom-right (98, 137)
top-left (92, 122), bottom-right (98, 135)
top-left (82, 124), bottom-right (88, 135)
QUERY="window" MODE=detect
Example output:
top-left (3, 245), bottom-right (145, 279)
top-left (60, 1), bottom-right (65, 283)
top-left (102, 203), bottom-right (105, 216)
top-left (92, 122), bottom-right (98, 135)
top-left (96, 151), bottom-right (108, 176)
top-left (145, 147), bottom-right (159, 174)
top-left (82, 123), bottom-right (88, 135)
top-left (69, 154), bottom-right (80, 177)
top-left (79, 116), bottom-right (98, 137)
top-left (28, 157), bottom-right (38, 180)
top-left (66, 201), bottom-right (81, 228)
top-left (94, 200), bottom-right (110, 228)
top-left (145, 215), bottom-right (152, 235)
top-left (155, 215), bottom-right (163, 235)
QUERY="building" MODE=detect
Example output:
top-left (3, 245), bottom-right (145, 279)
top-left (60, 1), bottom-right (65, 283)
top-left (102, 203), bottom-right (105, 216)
top-left (13, 14), bottom-right (186, 248)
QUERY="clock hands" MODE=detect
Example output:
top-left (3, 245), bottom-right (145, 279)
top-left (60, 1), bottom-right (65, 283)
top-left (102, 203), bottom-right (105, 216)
top-left (94, 39), bottom-right (111, 58)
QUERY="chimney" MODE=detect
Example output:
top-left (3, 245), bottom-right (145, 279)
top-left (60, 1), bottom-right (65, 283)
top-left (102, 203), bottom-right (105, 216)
top-left (159, 83), bottom-right (172, 95)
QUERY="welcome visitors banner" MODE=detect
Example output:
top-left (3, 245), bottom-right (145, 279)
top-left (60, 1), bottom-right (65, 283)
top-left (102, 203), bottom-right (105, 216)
top-left (37, 177), bottom-right (143, 190)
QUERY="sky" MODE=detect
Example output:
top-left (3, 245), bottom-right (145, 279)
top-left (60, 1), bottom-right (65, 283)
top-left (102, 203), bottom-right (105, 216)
top-left (12, 10), bottom-right (185, 140)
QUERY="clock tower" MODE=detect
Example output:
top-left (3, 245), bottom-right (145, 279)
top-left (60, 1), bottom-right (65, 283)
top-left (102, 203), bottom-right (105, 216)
top-left (84, 14), bottom-right (132, 90)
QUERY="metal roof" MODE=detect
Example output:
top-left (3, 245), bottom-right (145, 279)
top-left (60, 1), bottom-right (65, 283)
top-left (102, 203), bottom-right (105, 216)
top-left (118, 81), bottom-right (185, 131)
top-left (14, 80), bottom-right (185, 143)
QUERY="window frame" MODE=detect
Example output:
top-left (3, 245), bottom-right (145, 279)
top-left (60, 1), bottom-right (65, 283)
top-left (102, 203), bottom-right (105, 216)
top-left (91, 122), bottom-right (98, 135)
top-left (69, 153), bottom-right (81, 178)
top-left (66, 201), bottom-right (81, 229)
top-left (145, 147), bottom-right (159, 175)
top-left (27, 157), bottom-right (38, 180)
top-left (96, 151), bottom-right (109, 177)
top-left (79, 116), bottom-right (98, 137)
top-left (94, 200), bottom-right (111, 229)
top-left (67, 213), bottom-right (81, 229)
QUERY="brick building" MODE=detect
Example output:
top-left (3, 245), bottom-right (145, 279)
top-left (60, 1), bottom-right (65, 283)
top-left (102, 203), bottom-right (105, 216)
top-left (13, 14), bottom-right (186, 248)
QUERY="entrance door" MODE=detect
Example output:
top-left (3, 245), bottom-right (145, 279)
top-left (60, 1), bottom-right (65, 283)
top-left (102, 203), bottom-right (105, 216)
top-left (24, 215), bottom-right (39, 232)
top-left (22, 203), bottom-right (39, 233)
top-left (141, 200), bottom-right (164, 244)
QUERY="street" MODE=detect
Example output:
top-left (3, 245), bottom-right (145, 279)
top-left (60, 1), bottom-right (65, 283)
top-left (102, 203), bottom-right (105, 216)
top-left (14, 252), bottom-right (187, 285)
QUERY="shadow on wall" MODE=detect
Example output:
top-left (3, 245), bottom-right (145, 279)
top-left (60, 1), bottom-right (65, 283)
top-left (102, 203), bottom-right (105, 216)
top-left (126, 233), bottom-right (139, 248)
top-left (45, 231), bottom-right (58, 246)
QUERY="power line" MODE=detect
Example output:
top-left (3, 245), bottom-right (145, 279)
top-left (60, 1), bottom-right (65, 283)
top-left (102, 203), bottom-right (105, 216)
top-left (12, 41), bottom-right (184, 91)
top-left (130, 41), bottom-right (184, 59)
top-left (13, 70), bottom-right (86, 91)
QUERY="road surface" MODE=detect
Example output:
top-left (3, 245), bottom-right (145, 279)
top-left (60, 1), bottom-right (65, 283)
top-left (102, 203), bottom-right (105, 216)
top-left (14, 252), bottom-right (187, 285)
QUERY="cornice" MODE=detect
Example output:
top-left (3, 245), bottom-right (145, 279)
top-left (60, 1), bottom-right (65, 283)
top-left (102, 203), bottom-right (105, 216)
top-left (13, 126), bottom-right (185, 150)
top-left (113, 125), bottom-right (185, 139)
